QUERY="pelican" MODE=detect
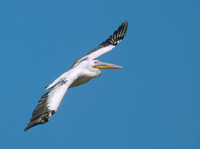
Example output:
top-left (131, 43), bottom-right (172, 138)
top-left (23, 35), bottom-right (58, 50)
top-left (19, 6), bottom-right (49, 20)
top-left (24, 21), bottom-right (128, 131)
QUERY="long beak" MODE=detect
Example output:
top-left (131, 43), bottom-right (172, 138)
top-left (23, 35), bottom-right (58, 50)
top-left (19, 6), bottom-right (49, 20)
top-left (93, 61), bottom-right (123, 69)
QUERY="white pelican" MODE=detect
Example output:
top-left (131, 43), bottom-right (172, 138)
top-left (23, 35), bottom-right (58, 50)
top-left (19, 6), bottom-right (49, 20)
top-left (24, 21), bottom-right (128, 131)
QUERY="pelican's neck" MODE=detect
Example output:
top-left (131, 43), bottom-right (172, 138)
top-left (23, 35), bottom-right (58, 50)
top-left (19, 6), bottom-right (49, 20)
top-left (88, 67), bottom-right (102, 78)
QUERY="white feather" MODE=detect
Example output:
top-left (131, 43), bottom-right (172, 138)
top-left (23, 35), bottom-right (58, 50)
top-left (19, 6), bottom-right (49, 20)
top-left (47, 84), bottom-right (68, 111)
top-left (46, 69), bottom-right (80, 111)
top-left (87, 45), bottom-right (115, 60)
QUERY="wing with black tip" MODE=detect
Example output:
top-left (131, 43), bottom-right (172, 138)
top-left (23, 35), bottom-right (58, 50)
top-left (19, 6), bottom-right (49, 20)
top-left (72, 21), bottom-right (128, 68)
top-left (24, 77), bottom-right (75, 131)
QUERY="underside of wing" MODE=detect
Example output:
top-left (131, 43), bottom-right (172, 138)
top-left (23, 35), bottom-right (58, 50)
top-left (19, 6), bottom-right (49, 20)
top-left (24, 79), bottom-right (71, 131)
top-left (72, 20), bottom-right (128, 68)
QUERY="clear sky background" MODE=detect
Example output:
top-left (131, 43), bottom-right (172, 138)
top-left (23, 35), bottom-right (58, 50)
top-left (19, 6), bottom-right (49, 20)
top-left (0, 0), bottom-right (199, 149)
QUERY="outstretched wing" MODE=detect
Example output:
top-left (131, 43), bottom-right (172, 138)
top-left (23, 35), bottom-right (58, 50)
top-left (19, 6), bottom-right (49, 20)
top-left (72, 20), bottom-right (128, 68)
top-left (24, 77), bottom-right (74, 131)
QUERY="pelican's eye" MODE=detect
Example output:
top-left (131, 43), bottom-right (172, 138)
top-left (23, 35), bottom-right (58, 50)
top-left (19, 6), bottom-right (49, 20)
top-left (94, 60), bottom-right (99, 64)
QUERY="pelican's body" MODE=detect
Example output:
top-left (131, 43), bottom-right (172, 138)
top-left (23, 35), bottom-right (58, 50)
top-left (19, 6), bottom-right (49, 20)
top-left (24, 21), bottom-right (128, 131)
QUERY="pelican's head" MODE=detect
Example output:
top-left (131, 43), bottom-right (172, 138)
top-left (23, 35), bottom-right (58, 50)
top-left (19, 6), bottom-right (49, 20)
top-left (92, 60), bottom-right (122, 69)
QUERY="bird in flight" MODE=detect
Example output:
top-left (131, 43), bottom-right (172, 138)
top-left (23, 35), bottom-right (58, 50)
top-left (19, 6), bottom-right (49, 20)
top-left (24, 21), bottom-right (128, 131)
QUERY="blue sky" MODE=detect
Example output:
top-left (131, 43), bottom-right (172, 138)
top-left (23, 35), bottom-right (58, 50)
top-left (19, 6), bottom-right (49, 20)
top-left (0, 0), bottom-right (199, 149)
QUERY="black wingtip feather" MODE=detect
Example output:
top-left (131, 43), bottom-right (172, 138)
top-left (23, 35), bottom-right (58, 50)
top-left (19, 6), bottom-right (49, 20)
top-left (103, 20), bottom-right (128, 46)
top-left (24, 118), bottom-right (43, 132)
top-left (24, 91), bottom-right (55, 132)
top-left (24, 111), bottom-right (51, 132)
